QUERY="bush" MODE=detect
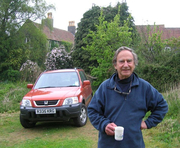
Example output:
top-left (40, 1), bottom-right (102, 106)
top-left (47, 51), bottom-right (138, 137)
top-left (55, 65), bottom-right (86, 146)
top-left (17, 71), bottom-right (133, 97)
top-left (136, 64), bottom-right (170, 92)
top-left (0, 68), bottom-right (20, 82)
top-left (45, 46), bottom-right (73, 70)
top-left (20, 60), bottom-right (42, 83)
top-left (136, 52), bottom-right (180, 92)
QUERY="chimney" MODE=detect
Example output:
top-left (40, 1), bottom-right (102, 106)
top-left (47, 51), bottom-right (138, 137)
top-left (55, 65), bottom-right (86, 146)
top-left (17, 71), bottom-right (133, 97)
top-left (42, 12), bottom-right (53, 30)
top-left (47, 12), bottom-right (52, 19)
top-left (68, 21), bottom-right (76, 35)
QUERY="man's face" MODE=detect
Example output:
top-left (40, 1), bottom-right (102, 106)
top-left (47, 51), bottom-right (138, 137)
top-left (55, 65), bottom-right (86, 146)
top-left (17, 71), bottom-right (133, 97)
top-left (114, 50), bottom-right (135, 79)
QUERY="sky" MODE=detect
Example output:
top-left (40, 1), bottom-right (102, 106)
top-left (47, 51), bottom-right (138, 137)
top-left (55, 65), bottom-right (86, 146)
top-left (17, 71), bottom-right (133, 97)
top-left (42, 0), bottom-right (180, 31)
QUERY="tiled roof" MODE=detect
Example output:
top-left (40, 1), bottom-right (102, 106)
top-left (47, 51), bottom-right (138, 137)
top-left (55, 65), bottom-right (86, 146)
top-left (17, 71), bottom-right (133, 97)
top-left (34, 23), bottom-right (74, 43)
top-left (136, 25), bottom-right (180, 40)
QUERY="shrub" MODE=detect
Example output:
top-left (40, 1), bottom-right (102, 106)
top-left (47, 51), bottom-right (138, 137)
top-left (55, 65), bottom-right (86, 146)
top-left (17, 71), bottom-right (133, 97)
top-left (45, 46), bottom-right (73, 70)
top-left (20, 60), bottom-right (42, 82)
top-left (136, 52), bottom-right (180, 92)
top-left (0, 68), bottom-right (20, 82)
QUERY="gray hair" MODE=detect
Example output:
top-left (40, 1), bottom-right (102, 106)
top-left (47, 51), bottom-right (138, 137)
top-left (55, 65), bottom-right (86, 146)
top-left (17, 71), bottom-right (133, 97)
top-left (112, 46), bottom-right (138, 66)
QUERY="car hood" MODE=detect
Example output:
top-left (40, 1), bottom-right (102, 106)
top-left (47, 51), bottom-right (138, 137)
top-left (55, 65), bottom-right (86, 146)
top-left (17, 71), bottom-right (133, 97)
top-left (24, 87), bottom-right (80, 101)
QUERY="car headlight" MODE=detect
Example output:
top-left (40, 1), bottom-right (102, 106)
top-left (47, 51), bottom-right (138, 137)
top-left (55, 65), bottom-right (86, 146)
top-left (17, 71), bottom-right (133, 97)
top-left (21, 99), bottom-right (32, 107)
top-left (63, 97), bottom-right (78, 105)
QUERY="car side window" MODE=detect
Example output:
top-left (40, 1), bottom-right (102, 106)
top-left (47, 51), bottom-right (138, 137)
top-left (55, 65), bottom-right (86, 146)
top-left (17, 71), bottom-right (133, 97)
top-left (79, 71), bottom-right (87, 82)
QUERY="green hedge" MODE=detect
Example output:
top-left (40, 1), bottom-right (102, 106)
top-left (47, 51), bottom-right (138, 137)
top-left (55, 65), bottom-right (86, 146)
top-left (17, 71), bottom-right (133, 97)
top-left (136, 53), bottom-right (180, 92)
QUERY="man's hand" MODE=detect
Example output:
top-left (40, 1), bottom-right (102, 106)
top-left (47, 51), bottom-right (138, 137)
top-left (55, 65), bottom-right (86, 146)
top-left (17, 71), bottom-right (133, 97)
top-left (141, 120), bottom-right (147, 130)
top-left (105, 123), bottom-right (117, 136)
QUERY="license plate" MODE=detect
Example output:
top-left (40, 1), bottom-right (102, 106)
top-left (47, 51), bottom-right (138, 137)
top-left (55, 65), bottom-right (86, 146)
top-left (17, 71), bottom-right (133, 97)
top-left (35, 108), bottom-right (56, 114)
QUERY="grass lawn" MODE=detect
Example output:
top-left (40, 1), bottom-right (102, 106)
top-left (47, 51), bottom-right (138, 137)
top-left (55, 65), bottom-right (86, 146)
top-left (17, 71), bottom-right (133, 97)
top-left (0, 112), bottom-right (98, 148)
top-left (0, 111), bottom-right (179, 148)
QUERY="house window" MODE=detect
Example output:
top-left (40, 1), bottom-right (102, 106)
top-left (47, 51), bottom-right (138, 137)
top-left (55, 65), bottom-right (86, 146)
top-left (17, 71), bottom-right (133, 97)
top-left (48, 40), bottom-right (51, 49)
top-left (25, 37), bottom-right (31, 43)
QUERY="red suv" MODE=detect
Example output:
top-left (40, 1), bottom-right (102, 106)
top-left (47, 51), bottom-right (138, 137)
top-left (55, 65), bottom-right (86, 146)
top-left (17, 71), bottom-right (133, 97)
top-left (20, 68), bottom-right (93, 128)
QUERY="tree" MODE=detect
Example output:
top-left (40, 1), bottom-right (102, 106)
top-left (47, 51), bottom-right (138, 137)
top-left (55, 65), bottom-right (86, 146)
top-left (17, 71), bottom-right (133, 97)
top-left (0, 0), bottom-right (55, 80)
top-left (83, 8), bottom-right (133, 86)
top-left (0, 0), bottom-right (54, 37)
top-left (135, 24), bottom-right (180, 92)
top-left (71, 5), bottom-right (101, 73)
top-left (72, 2), bottom-right (135, 73)
top-left (137, 25), bottom-right (167, 64)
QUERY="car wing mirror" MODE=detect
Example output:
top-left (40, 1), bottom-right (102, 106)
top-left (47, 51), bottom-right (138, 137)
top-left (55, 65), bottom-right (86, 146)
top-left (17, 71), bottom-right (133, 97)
top-left (83, 80), bottom-right (90, 86)
top-left (27, 84), bottom-right (33, 89)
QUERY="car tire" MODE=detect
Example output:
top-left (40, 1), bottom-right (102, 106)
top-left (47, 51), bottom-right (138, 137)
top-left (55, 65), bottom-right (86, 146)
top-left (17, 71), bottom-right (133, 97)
top-left (73, 104), bottom-right (87, 127)
top-left (20, 115), bottom-right (36, 128)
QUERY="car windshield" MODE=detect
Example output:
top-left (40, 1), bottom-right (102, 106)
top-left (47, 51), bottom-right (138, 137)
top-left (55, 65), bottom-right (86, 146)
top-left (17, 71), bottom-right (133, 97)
top-left (34, 72), bottom-right (80, 89)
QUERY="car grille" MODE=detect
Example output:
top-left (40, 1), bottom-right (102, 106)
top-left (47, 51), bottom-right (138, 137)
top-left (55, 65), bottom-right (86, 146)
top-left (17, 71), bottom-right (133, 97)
top-left (34, 100), bottom-right (59, 106)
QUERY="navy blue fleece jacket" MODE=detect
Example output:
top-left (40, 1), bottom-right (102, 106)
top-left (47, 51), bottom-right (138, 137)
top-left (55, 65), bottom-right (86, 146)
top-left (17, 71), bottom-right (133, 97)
top-left (88, 73), bottom-right (168, 148)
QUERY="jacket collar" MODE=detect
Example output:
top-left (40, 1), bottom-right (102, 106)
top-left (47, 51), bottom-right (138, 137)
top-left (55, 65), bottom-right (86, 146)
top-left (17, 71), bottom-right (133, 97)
top-left (107, 72), bottom-right (139, 89)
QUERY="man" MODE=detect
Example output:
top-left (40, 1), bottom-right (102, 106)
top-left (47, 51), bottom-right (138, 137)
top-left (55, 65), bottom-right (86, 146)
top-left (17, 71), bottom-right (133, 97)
top-left (88, 46), bottom-right (168, 148)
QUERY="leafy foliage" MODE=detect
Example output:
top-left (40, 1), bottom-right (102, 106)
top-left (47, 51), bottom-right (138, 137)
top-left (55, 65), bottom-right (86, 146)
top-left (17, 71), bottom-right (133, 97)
top-left (18, 20), bottom-right (49, 68)
top-left (135, 25), bottom-right (180, 92)
top-left (20, 60), bottom-right (42, 82)
top-left (72, 2), bottom-right (135, 73)
top-left (49, 40), bottom-right (74, 52)
top-left (0, 0), bottom-right (55, 80)
top-left (137, 25), bottom-right (167, 64)
top-left (83, 9), bottom-right (132, 86)
top-left (45, 46), bottom-right (73, 70)
top-left (6, 48), bottom-right (24, 70)
top-left (1, 68), bottom-right (20, 82)
top-left (60, 41), bottom-right (74, 53)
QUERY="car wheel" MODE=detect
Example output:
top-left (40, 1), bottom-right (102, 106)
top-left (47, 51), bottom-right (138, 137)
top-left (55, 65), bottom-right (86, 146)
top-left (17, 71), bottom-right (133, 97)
top-left (73, 104), bottom-right (87, 127)
top-left (20, 115), bottom-right (36, 128)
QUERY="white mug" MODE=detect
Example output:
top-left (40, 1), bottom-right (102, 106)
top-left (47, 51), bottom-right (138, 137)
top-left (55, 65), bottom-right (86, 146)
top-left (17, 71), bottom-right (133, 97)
top-left (114, 126), bottom-right (124, 141)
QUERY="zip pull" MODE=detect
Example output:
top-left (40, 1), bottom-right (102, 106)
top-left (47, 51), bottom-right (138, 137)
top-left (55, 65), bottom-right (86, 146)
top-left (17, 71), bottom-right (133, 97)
top-left (125, 96), bottom-right (127, 100)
